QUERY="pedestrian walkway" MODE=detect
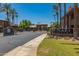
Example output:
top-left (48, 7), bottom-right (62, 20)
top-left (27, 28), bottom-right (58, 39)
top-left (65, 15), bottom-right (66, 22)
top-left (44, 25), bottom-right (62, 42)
top-left (4, 33), bottom-right (47, 56)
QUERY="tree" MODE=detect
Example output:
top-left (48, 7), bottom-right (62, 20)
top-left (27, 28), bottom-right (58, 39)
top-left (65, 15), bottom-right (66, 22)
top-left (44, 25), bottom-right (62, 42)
top-left (53, 4), bottom-right (59, 28)
top-left (64, 3), bottom-right (66, 29)
top-left (53, 14), bottom-right (56, 21)
top-left (58, 3), bottom-right (61, 27)
top-left (28, 20), bottom-right (32, 25)
top-left (1, 3), bottom-right (11, 22)
top-left (19, 20), bottom-right (32, 29)
top-left (0, 4), bottom-right (3, 9)
top-left (53, 21), bottom-right (60, 28)
top-left (10, 8), bottom-right (18, 24)
top-left (73, 3), bottom-right (78, 40)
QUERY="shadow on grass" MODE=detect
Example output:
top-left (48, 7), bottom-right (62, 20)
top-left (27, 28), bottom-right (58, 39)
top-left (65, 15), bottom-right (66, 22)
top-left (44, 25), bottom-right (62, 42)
top-left (73, 48), bottom-right (79, 54)
top-left (61, 43), bottom-right (79, 54)
top-left (76, 51), bottom-right (79, 53)
top-left (74, 48), bottom-right (79, 50)
top-left (61, 43), bottom-right (79, 45)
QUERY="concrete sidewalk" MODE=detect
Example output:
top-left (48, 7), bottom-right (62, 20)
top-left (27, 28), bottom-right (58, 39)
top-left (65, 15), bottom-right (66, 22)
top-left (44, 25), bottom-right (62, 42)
top-left (4, 33), bottom-right (47, 56)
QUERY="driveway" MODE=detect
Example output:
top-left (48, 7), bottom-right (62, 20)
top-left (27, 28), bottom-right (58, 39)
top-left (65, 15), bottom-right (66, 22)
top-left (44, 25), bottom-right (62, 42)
top-left (0, 31), bottom-right (43, 55)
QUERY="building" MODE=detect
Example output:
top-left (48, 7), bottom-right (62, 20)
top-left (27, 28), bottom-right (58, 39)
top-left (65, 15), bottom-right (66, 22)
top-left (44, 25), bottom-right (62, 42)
top-left (28, 24), bottom-right (48, 31)
top-left (26, 24), bottom-right (37, 31)
top-left (36, 24), bottom-right (48, 31)
top-left (61, 6), bottom-right (75, 29)
top-left (0, 20), bottom-right (18, 32)
top-left (61, 6), bottom-right (79, 29)
top-left (0, 20), bottom-right (9, 27)
top-left (0, 20), bottom-right (9, 32)
top-left (61, 6), bottom-right (79, 36)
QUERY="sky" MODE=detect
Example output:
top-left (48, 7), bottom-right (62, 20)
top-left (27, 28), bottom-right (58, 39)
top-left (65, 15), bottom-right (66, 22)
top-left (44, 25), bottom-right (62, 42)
top-left (0, 3), bottom-right (78, 25)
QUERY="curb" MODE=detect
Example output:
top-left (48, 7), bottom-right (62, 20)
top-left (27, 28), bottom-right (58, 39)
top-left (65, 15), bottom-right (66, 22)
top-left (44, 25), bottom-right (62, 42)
top-left (4, 33), bottom-right (47, 56)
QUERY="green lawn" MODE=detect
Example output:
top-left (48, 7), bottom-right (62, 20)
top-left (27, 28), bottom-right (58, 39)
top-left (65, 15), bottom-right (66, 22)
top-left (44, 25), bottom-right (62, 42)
top-left (37, 37), bottom-right (79, 56)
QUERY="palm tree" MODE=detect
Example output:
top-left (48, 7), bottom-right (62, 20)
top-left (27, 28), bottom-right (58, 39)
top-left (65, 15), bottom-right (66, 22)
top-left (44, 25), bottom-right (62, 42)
top-left (58, 3), bottom-right (61, 28)
top-left (53, 21), bottom-right (60, 28)
top-left (0, 4), bottom-right (4, 12)
top-left (10, 8), bottom-right (18, 24)
top-left (0, 4), bottom-right (3, 8)
top-left (53, 4), bottom-right (59, 28)
top-left (73, 3), bottom-right (78, 40)
top-left (64, 3), bottom-right (66, 29)
top-left (2, 3), bottom-right (11, 22)
top-left (53, 14), bottom-right (56, 21)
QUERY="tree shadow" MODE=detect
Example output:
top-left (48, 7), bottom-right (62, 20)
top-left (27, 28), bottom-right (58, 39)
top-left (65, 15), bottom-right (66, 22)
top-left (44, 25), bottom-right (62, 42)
top-left (74, 48), bottom-right (79, 50)
top-left (61, 43), bottom-right (79, 54)
top-left (73, 48), bottom-right (79, 54)
top-left (61, 43), bottom-right (79, 45)
top-left (76, 51), bottom-right (79, 53)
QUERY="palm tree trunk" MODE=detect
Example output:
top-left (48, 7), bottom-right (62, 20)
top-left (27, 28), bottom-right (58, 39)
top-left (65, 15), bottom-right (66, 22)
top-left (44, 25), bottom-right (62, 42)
top-left (73, 3), bottom-right (78, 40)
top-left (57, 12), bottom-right (58, 28)
top-left (6, 12), bottom-right (9, 21)
top-left (59, 3), bottom-right (61, 28)
top-left (12, 15), bottom-right (14, 24)
top-left (64, 3), bottom-right (66, 29)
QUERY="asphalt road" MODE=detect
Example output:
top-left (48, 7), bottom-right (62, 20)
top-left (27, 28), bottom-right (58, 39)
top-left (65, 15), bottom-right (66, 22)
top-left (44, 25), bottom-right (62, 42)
top-left (0, 31), bottom-right (43, 55)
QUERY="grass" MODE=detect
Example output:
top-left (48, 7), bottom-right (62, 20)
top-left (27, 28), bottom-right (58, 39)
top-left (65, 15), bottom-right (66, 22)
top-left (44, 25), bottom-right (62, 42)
top-left (37, 36), bottom-right (79, 56)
